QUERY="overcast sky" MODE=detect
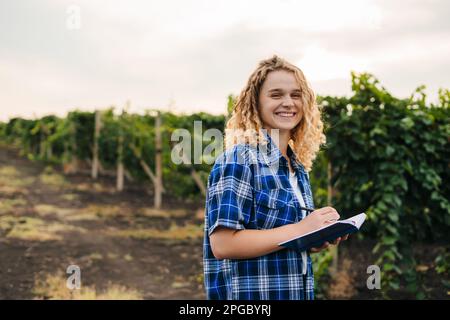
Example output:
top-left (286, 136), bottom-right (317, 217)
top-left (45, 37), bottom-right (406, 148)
top-left (1, 0), bottom-right (449, 121)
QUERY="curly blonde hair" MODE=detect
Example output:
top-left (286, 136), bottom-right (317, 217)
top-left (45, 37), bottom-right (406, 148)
top-left (225, 55), bottom-right (326, 172)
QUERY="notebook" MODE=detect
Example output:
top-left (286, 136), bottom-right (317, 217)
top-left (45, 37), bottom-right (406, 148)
top-left (278, 213), bottom-right (367, 252)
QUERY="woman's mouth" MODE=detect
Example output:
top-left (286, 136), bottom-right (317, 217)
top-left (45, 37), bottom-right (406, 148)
top-left (274, 111), bottom-right (297, 118)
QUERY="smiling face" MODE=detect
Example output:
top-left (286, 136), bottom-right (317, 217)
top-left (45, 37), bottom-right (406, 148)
top-left (258, 69), bottom-right (303, 135)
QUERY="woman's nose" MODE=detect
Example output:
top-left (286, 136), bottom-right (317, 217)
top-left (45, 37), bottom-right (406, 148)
top-left (282, 95), bottom-right (295, 107)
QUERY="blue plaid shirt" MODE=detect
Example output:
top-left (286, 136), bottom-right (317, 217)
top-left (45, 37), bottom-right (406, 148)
top-left (203, 132), bottom-right (315, 300)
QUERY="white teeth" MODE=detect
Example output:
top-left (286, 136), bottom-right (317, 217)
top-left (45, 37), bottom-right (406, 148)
top-left (275, 112), bottom-right (295, 117)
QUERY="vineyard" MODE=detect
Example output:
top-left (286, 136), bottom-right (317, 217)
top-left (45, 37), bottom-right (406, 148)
top-left (0, 104), bottom-right (226, 204)
top-left (0, 73), bottom-right (449, 299)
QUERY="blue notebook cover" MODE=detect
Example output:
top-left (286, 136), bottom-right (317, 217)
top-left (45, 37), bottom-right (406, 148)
top-left (279, 213), bottom-right (367, 252)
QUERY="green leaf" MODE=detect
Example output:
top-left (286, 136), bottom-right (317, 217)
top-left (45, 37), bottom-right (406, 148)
top-left (382, 237), bottom-right (397, 246)
top-left (388, 280), bottom-right (400, 290)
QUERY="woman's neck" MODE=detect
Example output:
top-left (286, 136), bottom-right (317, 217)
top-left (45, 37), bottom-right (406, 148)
top-left (266, 129), bottom-right (290, 159)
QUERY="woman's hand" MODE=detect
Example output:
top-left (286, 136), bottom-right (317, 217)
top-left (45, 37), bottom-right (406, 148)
top-left (300, 206), bottom-right (340, 231)
top-left (309, 235), bottom-right (350, 253)
top-left (296, 206), bottom-right (348, 253)
top-left (309, 241), bottom-right (331, 253)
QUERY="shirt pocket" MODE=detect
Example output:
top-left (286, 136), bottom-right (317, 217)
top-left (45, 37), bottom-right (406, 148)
top-left (253, 188), bottom-right (296, 229)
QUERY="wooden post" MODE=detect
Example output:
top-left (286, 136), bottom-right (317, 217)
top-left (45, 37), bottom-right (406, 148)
top-left (92, 110), bottom-right (102, 179)
top-left (124, 169), bottom-right (134, 182)
top-left (154, 111), bottom-right (162, 209)
top-left (175, 143), bottom-right (206, 196)
top-left (70, 121), bottom-right (78, 173)
top-left (191, 168), bottom-right (206, 196)
top-left (129, 143), bottom-right (165, 192)
top-left (116, 110), bottom-right (125, 191)
top-left (39, 125), bottom-right (46, 158)
top-left (46, 143), bottom-right (52, 160)
top-left (44, 124), bottom-right (52, 160)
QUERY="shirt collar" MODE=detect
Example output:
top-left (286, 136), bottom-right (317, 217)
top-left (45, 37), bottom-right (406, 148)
top-left (259, 130), bottom-right (306, 174)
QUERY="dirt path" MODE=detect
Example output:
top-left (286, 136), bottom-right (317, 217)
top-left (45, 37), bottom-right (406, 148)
top-left (0, 145), bottom-right (205, 299)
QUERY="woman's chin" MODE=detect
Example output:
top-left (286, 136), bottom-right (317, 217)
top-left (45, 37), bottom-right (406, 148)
top-left (272, 121), bottom-right (299, 132)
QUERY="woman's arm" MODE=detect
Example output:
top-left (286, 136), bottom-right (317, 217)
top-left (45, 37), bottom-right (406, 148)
top-left (210, 206), bottom-right (342, 259)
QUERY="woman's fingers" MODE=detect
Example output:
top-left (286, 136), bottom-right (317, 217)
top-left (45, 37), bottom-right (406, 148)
top-left (330, 237), bottom-right (341, 245)
top-left (321, 241), bottom-right (330, 249)
top-left (311, 235), bottom-right (350, 253)
top-left (310, 241), bottom-right (330, 252)
top-left (312, 207), bottom-right (340, 225)
top-left (318, 207), bottom-right (338, 215)
top-left (323, 211), bottom-right (340, 223)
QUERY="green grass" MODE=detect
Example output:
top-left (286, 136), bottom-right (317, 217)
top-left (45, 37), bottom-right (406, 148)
top-left (107, 223), bottom-right (204, 240)
top-left (138, 208), bottom-right (190, 218)
top-left (0, 198), bottom-right (28, 213)
top-left (34, 204), bottom-right (75, 217)
top-left (0, 165), bottom-right (35, 187)
top-left (33, 273), bottom-right (143, 300)
top-left (39, 172), bottom-right (68, 188)
top-left (0, 215), bottom-right (85, 241)
top-left (60, 193), bottom-right (79, 201)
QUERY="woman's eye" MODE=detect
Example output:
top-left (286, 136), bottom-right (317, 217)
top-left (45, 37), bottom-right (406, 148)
top-left (271, 94), bottom-right (281, 98)
top-left (291, 95), bottom-right (301, 99)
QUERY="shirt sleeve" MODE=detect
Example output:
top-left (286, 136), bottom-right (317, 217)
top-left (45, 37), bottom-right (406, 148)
top-left (206, 146), bottom-right (254, 236)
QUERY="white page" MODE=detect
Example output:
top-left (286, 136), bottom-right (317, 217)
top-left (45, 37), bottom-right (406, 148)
top-left (279, 212), bottom-right (366, 245)
top-left (341, 212), bottom-right (366, 229)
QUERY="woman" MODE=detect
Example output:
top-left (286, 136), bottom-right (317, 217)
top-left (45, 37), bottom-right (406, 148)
top-left (203, 55), bottom-right (347, 300)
